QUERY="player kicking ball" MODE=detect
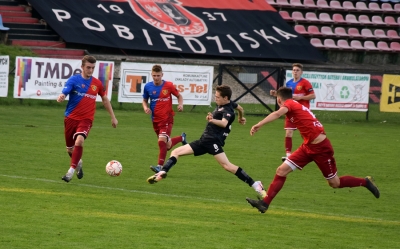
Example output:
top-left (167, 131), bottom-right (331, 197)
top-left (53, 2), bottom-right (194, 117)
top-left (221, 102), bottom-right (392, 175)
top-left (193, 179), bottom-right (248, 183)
top-left (147, 85), bottom-right (267, 198)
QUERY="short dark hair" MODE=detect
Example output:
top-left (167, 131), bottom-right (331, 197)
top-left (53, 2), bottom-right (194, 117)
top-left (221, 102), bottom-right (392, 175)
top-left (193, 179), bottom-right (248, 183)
top-left (276, 87), bottom-right (293, 101)
top-left (152, 64), bottom-right (163, 72)
top-left (292, 63), bottom-right (303, 71)
top-left (216, 85), bottom-right (232, 100)
top-left (82, 55), bottom-right (96, 66)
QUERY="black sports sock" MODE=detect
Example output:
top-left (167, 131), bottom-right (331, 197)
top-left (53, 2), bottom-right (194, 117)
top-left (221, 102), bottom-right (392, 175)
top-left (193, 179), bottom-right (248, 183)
top-left (235, 167), bottom-right (255, 187)
top-left (162, 156), bottom-right (177, 172)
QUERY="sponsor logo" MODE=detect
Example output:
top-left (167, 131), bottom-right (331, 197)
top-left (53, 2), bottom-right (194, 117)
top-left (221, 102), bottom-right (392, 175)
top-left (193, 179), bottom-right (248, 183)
top-left (130, 0), bottom-right (207, 37)
top-left (77, 92), bottom-right (97, 99)
top-left (151, 97), bottom-right (170, 102)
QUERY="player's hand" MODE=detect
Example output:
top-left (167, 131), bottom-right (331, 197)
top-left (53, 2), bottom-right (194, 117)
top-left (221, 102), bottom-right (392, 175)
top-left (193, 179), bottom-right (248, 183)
top-left (238, 117), bottom-right (246, 125)
top-left (206, 112), bottom-right (213, 122)
top-left (270, 90), bottom-right (277, 97)
top-left (177, 104), bottom-right (183, 112)
top-left (144, 108), bottom-right (152, 114)
top-left (57, 94), bottom-right (65, 102)
top-left (250, 124), bottom-right (261, 136)
top-left (111, 118), bottom-right (118, 128)
top-left (293, 95), bottom-right (301, 101)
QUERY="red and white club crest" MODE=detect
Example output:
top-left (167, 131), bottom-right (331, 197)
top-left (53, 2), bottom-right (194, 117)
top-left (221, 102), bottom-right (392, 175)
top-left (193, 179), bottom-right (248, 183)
top-left (129, 0), bottom-right (207, 37)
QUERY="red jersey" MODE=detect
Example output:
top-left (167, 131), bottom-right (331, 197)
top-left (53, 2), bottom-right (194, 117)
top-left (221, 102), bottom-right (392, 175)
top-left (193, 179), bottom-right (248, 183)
top-left (283, 99), bottom-right (325, 144)
top-left (142, 80), bottom-right (180, 123)
top-left (286, 77), bottom-right (314, 108)
top-left (62, 74), bottom-right (105, 121)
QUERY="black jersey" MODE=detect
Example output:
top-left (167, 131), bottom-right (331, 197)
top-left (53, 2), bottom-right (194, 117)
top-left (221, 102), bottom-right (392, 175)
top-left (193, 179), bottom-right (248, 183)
top-left (200, 101), bottom-right (238, 146)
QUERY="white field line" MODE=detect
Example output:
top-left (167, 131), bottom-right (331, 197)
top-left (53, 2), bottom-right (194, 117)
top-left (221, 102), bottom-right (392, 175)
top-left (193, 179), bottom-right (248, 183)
top-left (0, 174), bottom-right (398, 225)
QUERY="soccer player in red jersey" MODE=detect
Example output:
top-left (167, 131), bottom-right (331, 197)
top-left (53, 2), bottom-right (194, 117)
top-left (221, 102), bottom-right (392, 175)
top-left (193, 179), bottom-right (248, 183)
top-left (57, 55), bottom-right (118, 182)
top-left (270, 63), bottom-right (315, 161)
top-left (142, 65), bottom-right (186, 173)
top-left (246, 87), bottom-right (380, 213)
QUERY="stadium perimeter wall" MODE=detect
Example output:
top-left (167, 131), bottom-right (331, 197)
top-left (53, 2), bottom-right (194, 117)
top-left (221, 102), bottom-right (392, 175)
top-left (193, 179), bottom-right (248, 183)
top-left (93, 53), bottom-right (399, 105)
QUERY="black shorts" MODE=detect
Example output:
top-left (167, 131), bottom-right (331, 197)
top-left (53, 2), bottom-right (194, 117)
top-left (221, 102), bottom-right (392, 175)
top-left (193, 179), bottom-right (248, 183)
top-left (189, 139), bottom-right (224, 156)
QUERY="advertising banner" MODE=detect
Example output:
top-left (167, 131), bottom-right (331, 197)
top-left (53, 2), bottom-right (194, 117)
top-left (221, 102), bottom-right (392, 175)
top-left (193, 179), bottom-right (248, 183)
top-left (119, 62), bottom-right (213, 105)
top-left (380, 74), bottom-right (400, 113)
top-left (14, 57), bottom-right (114, 101)
top-left (285, 70), bottom-right (370, 111)
top-left (0, 55), bottom-right (9, 97)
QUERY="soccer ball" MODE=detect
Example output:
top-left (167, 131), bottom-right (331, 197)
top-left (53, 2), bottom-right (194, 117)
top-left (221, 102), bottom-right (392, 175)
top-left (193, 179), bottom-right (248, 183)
top-left (105, 160), bottom-right (123, 176)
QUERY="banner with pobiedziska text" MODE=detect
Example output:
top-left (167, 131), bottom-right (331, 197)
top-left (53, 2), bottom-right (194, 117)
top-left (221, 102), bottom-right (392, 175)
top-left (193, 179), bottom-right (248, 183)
top-left (27, 0), bottom-right (325, 62)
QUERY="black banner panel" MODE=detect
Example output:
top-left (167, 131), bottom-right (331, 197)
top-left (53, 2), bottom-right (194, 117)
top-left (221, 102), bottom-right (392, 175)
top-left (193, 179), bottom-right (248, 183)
top-left (29, 0), bottom-right (325, 61)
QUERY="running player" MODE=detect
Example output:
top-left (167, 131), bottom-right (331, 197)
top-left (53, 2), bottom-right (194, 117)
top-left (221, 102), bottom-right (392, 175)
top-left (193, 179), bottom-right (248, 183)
top-left (246, 87), bottom-right (380, 213)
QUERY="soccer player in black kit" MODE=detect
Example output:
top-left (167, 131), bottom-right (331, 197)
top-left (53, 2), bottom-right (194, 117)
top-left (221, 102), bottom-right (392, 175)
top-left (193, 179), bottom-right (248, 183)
top-left (147, 85), bottom-right (267, 198)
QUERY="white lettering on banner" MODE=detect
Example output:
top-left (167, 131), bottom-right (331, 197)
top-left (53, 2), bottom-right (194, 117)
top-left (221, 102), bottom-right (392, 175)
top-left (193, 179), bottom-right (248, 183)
top-left (160, 34), bottom-right (182, 51)
top-left (227, 35), bottom-right (244, 52)
top-left (273, 26), bottom-right (297, 40)
top-left (184, 37), bottom-right (206, 54)
top-left (49, 8), bottom-right (299, 56)
top-left (206, 36), bottom-right (231, 53)
top-left (113, 25), bottom-right (134, 40)
top-left (83, 17), bottom-right (105, 32)
top-left (254, 29), bottom-right (280, 44)
top-left (142, 29), bottom-right (153, 45)
top-left (239, 33), bottom-right (260, 49)
top-left (52, 9), bottom-right (71, 22)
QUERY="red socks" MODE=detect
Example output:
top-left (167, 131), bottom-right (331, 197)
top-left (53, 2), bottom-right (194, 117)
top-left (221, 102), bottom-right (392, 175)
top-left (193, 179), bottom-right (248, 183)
top-left (285, 137), bottom-right (292, 155)
top-left (158, 141), bottom-right (167, 165)
top-left (70, 145), bottom-right (82, 169)
top-left (170, 136), bottom-right (182, 149)
top-left (339, 176), bottom-right (366, 188)
top-left (264, 174), bottom-right (287, 205)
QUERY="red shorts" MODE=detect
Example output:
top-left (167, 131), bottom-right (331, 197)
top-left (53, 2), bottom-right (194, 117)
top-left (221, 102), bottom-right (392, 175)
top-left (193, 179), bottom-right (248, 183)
top-left (64, 117), bottom-right (92, 148)
top-left (153, 117), bottom-right (174, 139)
top-left (286, 138), bottom-right (337, 179)
top-left (284, 116), bottom-right (297, 130)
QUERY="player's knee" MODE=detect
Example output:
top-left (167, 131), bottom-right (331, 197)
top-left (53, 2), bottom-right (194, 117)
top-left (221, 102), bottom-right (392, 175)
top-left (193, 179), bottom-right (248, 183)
top-left (276, 164), bottom-right (291, 176)
top-left (327, 178), bottom-right (340, 188)
top-left (67, 148), bottom-right (73, 154)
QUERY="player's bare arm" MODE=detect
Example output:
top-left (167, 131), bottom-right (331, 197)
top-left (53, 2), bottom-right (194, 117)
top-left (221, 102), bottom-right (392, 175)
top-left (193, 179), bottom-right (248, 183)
top-left (235, 104), bottom-right (246, 125)
top-left (101, 95), bottom-right (118, 128)
top-left (250, 107), bottom-right (288, 135)
top-left (293, 93), bottom-right (316, 101)
top-left (142, 99), bottom-right (152, 114)
top-left (57, 93), bottom-right (66, 102)
top-left (176, 93), bottom-right (183, 112)
top-left (270, 90), bottom-right (277, 97)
